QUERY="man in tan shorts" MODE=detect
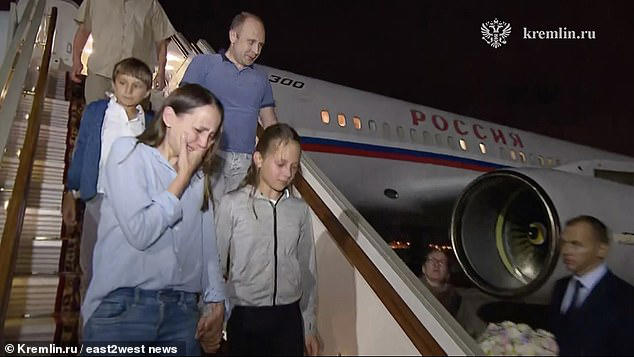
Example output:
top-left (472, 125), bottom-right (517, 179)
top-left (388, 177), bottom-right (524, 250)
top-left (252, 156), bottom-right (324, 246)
top-left (70, 0), bottom-right (176, 103)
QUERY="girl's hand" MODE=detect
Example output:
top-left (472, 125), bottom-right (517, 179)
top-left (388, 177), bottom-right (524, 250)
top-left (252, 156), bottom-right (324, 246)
top-left (195, 302), bottom-right (225, 353)
top-left (305, 334), bottom-right (320, 356)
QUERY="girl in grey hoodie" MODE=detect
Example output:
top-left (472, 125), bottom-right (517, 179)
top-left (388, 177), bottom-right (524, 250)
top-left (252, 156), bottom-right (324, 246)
top-left (215, 123), bottom-right (319, 356)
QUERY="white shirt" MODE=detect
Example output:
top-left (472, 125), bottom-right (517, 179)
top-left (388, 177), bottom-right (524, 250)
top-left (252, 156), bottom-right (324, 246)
top-left (560, 263), bottom-right (608, 313)
top-left (267, 189), bottom-right (290, 204)
top-left (96, 96), bottom-right (146, 193)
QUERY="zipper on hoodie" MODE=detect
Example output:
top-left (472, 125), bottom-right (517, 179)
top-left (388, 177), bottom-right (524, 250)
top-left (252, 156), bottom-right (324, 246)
top-left (271, 194), bottom-right (284, 306)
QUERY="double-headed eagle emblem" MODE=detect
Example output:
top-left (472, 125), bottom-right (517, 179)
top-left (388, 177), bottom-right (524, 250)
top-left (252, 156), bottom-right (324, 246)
top-left (481, 19), bottom-right (512, 48)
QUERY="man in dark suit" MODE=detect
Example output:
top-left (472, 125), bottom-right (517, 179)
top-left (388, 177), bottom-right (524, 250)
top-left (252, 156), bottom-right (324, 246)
top-left (549, 215), bottom-right (634, 356)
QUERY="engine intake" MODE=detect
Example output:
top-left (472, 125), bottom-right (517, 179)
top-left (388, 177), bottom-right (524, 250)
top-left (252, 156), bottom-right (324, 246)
top-left (451, 168), bottom-right (634, 300)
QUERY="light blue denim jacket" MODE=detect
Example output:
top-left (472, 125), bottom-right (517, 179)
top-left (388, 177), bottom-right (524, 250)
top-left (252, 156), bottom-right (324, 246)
top-left (81, 137), bottom-right (225, 324)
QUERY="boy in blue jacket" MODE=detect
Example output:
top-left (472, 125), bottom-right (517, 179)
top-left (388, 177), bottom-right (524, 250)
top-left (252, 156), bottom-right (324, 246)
top-left (62, 57), bottom-right (154, 300)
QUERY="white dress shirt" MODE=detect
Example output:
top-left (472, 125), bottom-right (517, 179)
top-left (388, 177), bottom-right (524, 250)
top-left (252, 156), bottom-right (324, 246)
top-left (96, 95), bottom-right (146, 193)
top-left (560, 262), bottom-right (607, 313)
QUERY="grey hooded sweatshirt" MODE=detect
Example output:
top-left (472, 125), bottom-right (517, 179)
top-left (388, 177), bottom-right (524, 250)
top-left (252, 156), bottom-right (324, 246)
top-left (215, 185), bottom-right (317, 337)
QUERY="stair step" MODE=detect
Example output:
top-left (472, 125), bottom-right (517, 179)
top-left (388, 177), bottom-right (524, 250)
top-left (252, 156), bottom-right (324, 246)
top-left (3, 317), bottom-right (56, 341)
top-left (45, 67), bottom-right (68, 100)
top-left (7, 275), bottom-right (59, 318)
top-left (0, 208), bottom-right (63, 239)
top-left (0, 157), bottom-right (65, 186)
top-left (18, 95), bottom-right (71, 127)
top-left (15, 239), bottom-right (63, 274)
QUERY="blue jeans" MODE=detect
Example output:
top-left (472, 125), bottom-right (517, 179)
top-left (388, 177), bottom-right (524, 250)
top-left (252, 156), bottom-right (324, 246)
top-left (83, 288), bottom-right (201, 355)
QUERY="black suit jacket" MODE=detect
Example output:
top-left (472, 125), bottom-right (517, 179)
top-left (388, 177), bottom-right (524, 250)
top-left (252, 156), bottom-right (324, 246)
top-left (549, 270), bottom-right (634, 356)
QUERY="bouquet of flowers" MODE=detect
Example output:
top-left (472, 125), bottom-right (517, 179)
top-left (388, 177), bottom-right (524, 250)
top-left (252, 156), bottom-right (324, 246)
top-left (477, 321), bottom-right (559, 355)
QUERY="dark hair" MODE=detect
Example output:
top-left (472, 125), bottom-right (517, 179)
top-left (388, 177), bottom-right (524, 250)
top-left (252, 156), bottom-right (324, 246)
top-left (238, 123), bottom-right (301, 218)
top-left (566, 215), bottom-right (610, 244)
top-left (230, 11), bottom-right (264, 32)
top-left (424, 248), bottom-right (449, 262)
top-left (112, 57), bottom-right (153, 91)
top-left (137, 84), bottom-right (224, 211)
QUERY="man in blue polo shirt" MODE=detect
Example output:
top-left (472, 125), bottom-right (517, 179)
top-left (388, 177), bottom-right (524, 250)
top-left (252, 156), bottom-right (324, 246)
top-left (181, 12), bottom-right (277, 201)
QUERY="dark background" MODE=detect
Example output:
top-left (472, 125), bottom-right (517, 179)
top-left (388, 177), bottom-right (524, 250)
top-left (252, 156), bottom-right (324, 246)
top-left (159, 0), bottom-right (634, 157)
top-left (28, 0), bottom-right (629, 155)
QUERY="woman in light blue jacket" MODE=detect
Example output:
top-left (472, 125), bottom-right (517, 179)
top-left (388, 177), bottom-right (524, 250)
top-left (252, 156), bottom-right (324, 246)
top-left (82, 84), bottom-right (226, 355)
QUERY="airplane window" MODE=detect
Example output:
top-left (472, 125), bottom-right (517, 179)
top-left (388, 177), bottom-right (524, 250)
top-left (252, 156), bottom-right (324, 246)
top-left (320, 110), bottom-right (330, 124)
top-left (382, 123), bottom-right (391, 139)
top-left (368, 120), bottom-right (377, 132)
top-left (510, 149), bottom-right (517, 161)
top-left (447, 136), bottom-right (457, 150)
top-left (538, 155), bottom-right (544, 166)
top-left (397, 126), bottom-right (405, 140)
top-left (337, 114), bottom-right (346, 127)
top-left (410, 128), bottom-right (418, 143)
top-left (555, 158), bottom-right (561, 166)
top-left (499, 147), bottom-right (507, 160)
top-left (479, 142), bottom-right (487, 154)
top-left (353, 116), bottom-right (362, 130)
top-left (519, 151), bottom-right (526, 162)
top-left (435, 134), bottom-right (443, 147)
top-left (423, 131), bottom-right (432, 145)
top-left (546, 158), bottom-right (553, 166)
top-left (529, 153), bottom-right (537, 165)
top-left (459, 139), bottom-right (468, 151)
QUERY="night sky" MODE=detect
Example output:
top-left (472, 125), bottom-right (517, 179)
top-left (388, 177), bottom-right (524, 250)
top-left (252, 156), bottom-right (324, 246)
top-left (161, 0), bottom-right (633, 156)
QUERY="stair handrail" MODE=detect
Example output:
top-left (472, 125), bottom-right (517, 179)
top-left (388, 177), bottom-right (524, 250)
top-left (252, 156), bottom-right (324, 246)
top-left (0, 0), bottom-right (46, 162)
top-left (292, 164), bottom-right (446, 355)
top-left (171, 32), bottom-right (195, 58)
top-left (0, 5), bottom-right (58, 341)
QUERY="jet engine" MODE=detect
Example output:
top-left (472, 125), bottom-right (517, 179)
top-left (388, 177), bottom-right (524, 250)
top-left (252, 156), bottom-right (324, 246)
top-left (450, 168), bottom-right (634, 302)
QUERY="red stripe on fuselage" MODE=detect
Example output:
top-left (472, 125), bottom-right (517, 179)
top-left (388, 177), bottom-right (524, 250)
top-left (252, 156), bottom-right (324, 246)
top-left (301, 143), bottom-right (495, 172)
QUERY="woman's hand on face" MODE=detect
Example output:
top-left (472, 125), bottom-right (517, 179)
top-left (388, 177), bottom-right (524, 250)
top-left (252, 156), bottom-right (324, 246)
top-left (177, 133), bottom-right (206, 179)
top-left (167, 134), bottom-right (208, 199)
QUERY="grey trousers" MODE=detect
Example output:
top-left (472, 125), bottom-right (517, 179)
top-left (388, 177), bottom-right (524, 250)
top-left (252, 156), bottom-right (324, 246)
top-left (79, 194), bottom-right (103, 302)
top-left (211, 150), bottom-right (252, 205)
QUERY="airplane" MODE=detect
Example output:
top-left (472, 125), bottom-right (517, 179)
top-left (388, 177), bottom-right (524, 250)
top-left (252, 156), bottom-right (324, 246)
top-left (2, 0), bottom-right (633, 352)
top-left (257, 63), bottom-right (634, 300)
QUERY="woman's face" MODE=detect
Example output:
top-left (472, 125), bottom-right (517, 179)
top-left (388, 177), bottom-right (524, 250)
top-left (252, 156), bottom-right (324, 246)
top-left (163, 104), bottom-right (222, 158)
top-left (423, 250), bottom-right (449, 284)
